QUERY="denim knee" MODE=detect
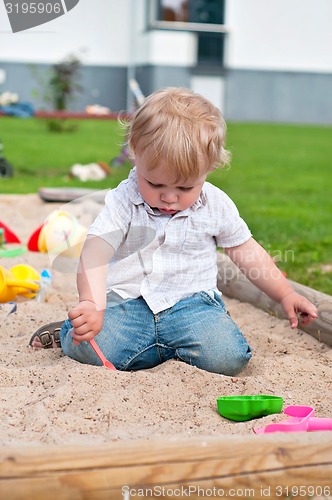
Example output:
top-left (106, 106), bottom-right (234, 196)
top-left (169, 291), bottom-right (252, 376)
top-left (179, 338), bottom-right (252, 376)
top-left (199, 343), bottom-right (252, 376)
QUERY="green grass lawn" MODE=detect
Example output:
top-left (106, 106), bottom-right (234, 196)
top-left (1, 117), bottom-right (331, 294)
top-left (0, 117), bottom-right (132, 192)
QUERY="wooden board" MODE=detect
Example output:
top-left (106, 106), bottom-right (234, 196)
top-left (38, 187), bottom-right (107, 203)
top-left (1, 433), bottom-right (331, 499)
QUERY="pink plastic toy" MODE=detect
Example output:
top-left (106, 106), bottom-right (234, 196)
top-left (254, 405), bottom-right (332, 434)
top-left (89, 339), bottom-right (117, 371)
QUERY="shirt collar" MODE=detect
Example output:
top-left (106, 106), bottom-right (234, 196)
top-left (127, 167), bottom-right (145, 205)
top-left (127, 167), bottom-right (206, 216)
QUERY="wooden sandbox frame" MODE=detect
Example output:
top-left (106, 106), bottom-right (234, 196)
top-left (1, 254), bottom-right (331, 499)
top-left (1, 433), bottom-right (332, 499)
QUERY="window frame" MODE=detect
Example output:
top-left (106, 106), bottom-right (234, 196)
top-left (147, 0), bottom-right (228, 69)
top-left (148, 0), bottom-right (229, 34)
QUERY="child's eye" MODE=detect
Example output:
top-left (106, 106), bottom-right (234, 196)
top-left (179, 186), bottom-right (193, 192)
top-left (148, 181), bottom-right (163, 188)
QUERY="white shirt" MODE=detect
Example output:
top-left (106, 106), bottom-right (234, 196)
top-left (88, 168), bottom-right (251, 314)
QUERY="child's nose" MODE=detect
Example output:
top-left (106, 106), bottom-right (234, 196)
top-left (161, 190), bottom-right (177, 203)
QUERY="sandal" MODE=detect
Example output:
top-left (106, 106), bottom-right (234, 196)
top-left (29, 321), bottom-right (64, 349)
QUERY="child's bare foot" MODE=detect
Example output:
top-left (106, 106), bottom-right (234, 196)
top-left (29, 321), bottom-right (64, 349)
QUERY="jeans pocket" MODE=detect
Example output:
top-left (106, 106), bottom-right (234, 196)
top-left (199, 290), bottom-right (226, 311)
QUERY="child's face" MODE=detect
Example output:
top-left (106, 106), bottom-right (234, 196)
top-left (135, 156), bottom-right (208, 215)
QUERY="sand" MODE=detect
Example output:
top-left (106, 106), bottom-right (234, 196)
top-left (0, 194), bottom-right (331, 448)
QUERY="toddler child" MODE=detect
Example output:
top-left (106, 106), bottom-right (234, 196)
top-left (30, 87), bottom-right (318, 375)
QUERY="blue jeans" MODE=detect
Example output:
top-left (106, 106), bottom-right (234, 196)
top-left (60, 291), bottom-right (252, 375)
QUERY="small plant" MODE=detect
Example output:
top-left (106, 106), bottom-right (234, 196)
top-left (31, 53), bottom-right (83, 132)
top-left (49, 54), bottom-right (82, 111)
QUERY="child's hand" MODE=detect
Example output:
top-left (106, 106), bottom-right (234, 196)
top-left (68, 300), bottom-right (105, 345)
top-left (280, 292), bottom-right (318, 329)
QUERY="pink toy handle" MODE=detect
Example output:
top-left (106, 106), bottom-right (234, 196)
top-left (307, 418), bottom-right (332, 431)
top-left (89, 339), bottom-right (117, 371)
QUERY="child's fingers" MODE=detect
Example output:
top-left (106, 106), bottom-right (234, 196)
top-left (298, 302), bottom-right (318, 321)
top-left (290, 317), bottom-right (298, 329)
top-left (71, 320), bottom-right (90, 336)
top-left (293, 305), bottom-right (317, 328)
top-left (299, 310), bottom-right (318, 324)
top-left (68, 307), bottom-right (82, 321)
top-left (280, 299), bottom-right (298, 328)
top-left (71, 329), bottom-right (95, 343)
top-left (286, 308), bottom-right (299, 329)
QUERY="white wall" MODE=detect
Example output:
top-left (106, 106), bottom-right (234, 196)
top-left (0, 0), bottom-right (132, 65)
top-left (2, 0), bottom-right (332, 73)
top-left (127, 0), bottom-right (197, 68)
top-left (191, 76), bottom-right (225, 111)
top-left (0, 0), bottom-right (197, 68)
top-left (145, 31), bottom-right (197, 66)
top-left (226, 0), bottom-right (332, 73)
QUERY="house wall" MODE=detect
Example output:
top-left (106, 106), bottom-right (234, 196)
top-left (225, 0), bottom-right (332, 73)
top-left (0, 0), bottom-right (197, 111)
top-left (0, 0), bottom-right (131, 65)
top-left (0, 0), bottom-right (331, 123)
top-left (224, 0), bottom-right (332, 123)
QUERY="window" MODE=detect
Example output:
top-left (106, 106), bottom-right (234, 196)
top-left (150, 0), bottom-right (227, 67)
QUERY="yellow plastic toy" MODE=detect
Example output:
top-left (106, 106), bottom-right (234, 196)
top-left (28, 210), bottom-right (87, 258)
top-left (0, 264), bottom-right (40, 302)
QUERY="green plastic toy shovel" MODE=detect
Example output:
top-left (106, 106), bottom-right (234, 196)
top-left (217, 395), bottom-right (283, 422)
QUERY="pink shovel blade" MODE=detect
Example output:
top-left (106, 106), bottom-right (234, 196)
top-left (254, 405), bottom-right (332, 434)
top-left (254, 405), bottom-right (315, 434)
top-left (89, 339), bottom-right (116, 371)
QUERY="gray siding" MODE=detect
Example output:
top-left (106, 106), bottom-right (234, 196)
top-left (0, 61), bottom-right (127, 112)
top-left (136, 65), bottom-right (191, 96)
top-left (225, 69), bottom-right (332, 125)
top-left (1, 61), bottom-right (332, 124)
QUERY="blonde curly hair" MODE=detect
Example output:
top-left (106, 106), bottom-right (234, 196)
top-left (127, 87), bottom-right (231, 182)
